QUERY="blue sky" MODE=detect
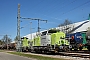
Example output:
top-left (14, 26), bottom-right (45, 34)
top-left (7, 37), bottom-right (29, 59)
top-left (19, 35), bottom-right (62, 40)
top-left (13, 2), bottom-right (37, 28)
top-left (0, 0), bottom-right (90, 41)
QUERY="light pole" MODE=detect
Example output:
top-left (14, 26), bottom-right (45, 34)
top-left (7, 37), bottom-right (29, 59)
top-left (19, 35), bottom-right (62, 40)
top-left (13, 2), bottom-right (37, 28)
top-left (17, 3), bottom-right (21, 52)
top-left (30, 22), bottom-right (35, 40)
top-left (30, 22), bottom-right (32, 40)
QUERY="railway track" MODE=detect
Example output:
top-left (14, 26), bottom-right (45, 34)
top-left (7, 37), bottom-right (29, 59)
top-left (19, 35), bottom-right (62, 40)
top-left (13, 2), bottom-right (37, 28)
top-left (30, 50), bottom-right (90, 58)
top-left (1, 49), bottom-right (90, 59)
top-left (25, 50), bottom-right (90, 59)
top-left (24, 51), bottom-right (90, 60)
top-left (59, 52), bottom-right (90, 58)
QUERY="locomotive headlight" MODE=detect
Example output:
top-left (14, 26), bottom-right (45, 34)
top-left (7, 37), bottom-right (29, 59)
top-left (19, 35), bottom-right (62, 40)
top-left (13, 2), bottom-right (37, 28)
top-left (59, 46), bottom-right (63, 49)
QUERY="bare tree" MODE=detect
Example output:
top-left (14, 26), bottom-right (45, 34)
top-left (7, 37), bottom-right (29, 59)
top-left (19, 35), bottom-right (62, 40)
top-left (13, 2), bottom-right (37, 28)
top-left (1, 35), bottom-right (12, 44)
top-left (58, 19), bottom-right (74, 34)
top-left (14, 36), bottom-right (18, 42)
top-left (58, 19), bottom-right (72, 27)
top-left (0, 40), bottom-right (4, 45)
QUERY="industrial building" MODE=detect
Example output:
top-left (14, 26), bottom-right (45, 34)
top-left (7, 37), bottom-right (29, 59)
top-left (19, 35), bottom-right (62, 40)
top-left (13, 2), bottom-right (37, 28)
top-left (23, 20), bottom-right (90, 40)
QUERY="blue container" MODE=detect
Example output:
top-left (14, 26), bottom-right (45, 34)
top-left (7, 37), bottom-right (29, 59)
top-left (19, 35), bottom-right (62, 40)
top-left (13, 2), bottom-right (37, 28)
top-left (66, 32), bottom-right (83, 44)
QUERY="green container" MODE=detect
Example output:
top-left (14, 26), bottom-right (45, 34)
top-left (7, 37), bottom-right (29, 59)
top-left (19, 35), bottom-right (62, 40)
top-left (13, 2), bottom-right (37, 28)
top-left (81, 32), bottom-right (87, 44)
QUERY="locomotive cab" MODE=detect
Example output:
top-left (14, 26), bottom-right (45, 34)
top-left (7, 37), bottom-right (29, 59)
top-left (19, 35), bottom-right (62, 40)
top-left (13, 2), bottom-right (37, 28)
top-left (21, 37), bottom-right (29, 52)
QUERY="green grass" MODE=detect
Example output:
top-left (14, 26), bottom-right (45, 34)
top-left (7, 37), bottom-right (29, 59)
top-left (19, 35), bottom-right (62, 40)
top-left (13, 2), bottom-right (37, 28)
top-left (0, 50), bottom-right (6, 52)
top-left (7, 52), bottom-right (67, 60)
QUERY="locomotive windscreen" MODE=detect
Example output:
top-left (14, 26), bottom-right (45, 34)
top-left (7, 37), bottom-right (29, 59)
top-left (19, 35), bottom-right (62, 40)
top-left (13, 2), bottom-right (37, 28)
top-left (41, 31), bottom-right (47, 35)
top-left (48, 29), bottom-right (60, 33)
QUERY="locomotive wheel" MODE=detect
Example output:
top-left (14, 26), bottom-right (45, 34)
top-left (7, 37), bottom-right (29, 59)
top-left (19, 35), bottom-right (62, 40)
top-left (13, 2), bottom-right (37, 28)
top-left (79, 47), bottom-right (83, 51)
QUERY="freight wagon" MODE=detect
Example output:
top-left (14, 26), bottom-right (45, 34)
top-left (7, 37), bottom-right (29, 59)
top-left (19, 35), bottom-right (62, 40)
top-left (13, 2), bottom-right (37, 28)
top-left (66, 32), bottom-right (83, 51)
top-left (66, 30), bottom-right (90, 51)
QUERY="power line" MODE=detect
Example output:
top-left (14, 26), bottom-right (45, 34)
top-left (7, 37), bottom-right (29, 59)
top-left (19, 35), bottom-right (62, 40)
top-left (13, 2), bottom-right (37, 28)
top-left (59, 0), bottom-right (90, 17)
top-left (31, 0), bottom-right (89, 22)
top-left (21, 17), bottom-right (47, 35)
top-left (39, 0), bottom-right (67, 15)
top-left (47, 0), bottom-right (77, 15)
top-left (28, 0), bottom-right (77, 21)
top-left (24, 0), bottom-right (66, 21)
top-left (19, 0), bottom-right (90, 23)
top-left (20, 22), bottom-right (30, 29)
